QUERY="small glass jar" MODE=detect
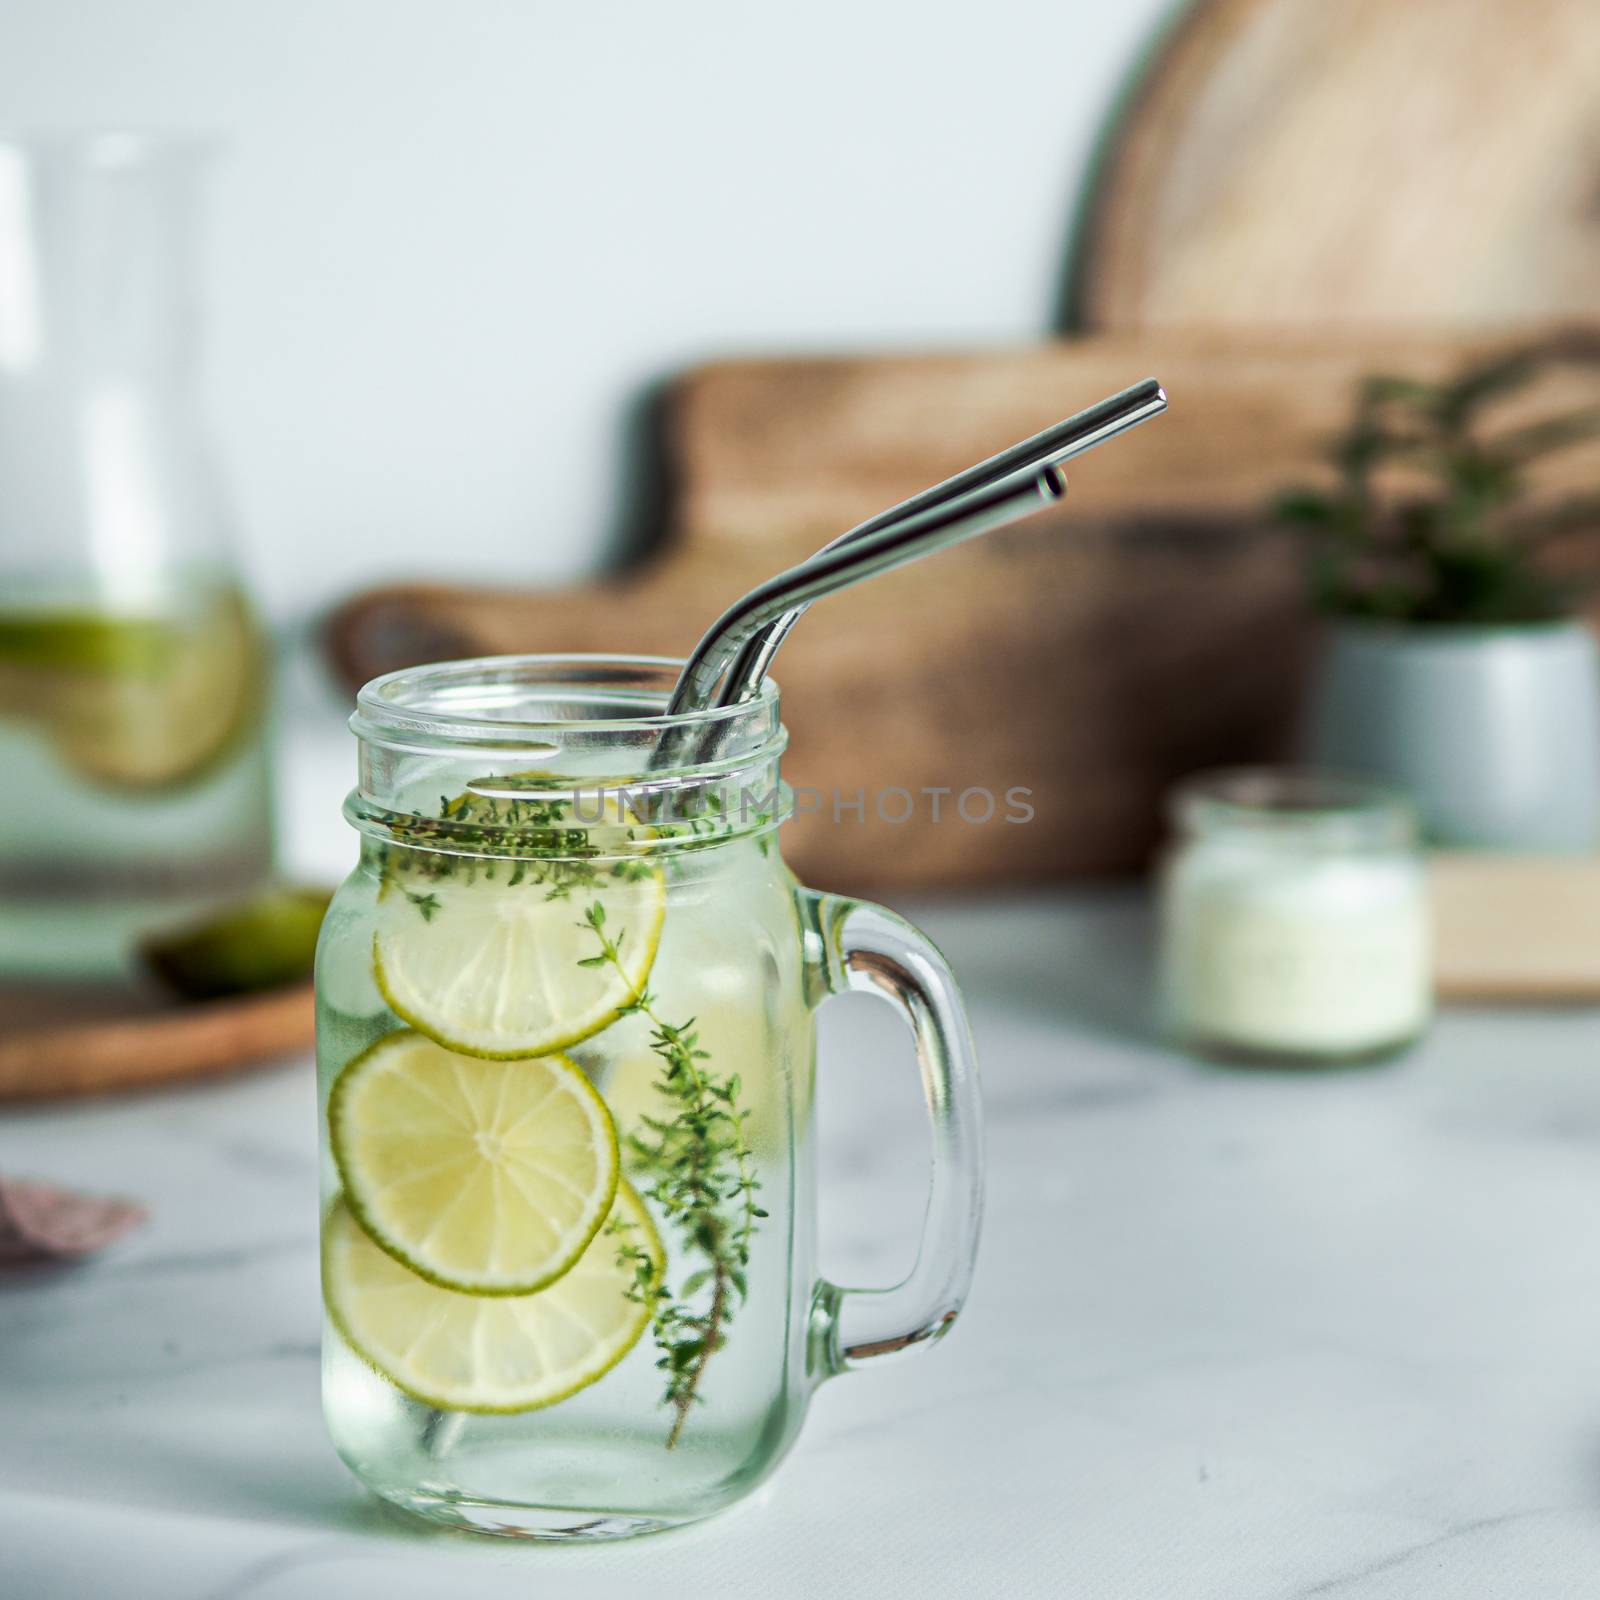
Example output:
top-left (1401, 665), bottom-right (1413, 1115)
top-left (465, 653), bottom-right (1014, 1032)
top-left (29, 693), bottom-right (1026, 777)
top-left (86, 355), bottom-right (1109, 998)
top-left (1160, 769), bottom-right (1432, 1065)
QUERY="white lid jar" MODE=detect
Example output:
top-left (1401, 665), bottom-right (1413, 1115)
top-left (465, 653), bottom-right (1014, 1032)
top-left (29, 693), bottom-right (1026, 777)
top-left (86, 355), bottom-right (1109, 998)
top-left (1160, 770), bottom-right (1432, 1065)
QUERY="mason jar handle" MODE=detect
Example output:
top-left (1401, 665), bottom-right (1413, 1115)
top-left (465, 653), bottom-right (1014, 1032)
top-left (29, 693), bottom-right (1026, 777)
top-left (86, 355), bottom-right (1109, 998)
top-left (800, 891), bottom-right (985, 1378)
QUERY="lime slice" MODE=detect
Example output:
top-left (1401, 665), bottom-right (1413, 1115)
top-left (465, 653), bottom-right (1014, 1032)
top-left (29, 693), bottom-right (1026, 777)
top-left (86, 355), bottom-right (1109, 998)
top-left (0, 613), bottom-right (178, 676)
top-left (0, 590), bottom-right (265, 793)
top-left (141, 887), bottom-right (332, 1000)
top-left (55, 589), bottom-right (264, 791)
top-left (373, 863), bottom-right (666, 1059)
top-left (324, 1180), bottom-right (661, 1413)
top-left (329, 1029), bottom-right (620, 1294)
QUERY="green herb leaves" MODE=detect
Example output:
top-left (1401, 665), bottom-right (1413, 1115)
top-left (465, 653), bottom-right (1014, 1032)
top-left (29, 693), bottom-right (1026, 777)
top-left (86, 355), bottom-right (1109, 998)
top-left (1273, 333), bottom-right (1600, 624)
top-left (582, 900), bottom-right (764, 1448)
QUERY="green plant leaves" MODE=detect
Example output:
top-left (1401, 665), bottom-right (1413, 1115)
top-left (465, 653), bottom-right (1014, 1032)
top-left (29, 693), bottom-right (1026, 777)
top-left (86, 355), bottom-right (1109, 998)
top-left (1272, 342), bottom-right (1600, 624)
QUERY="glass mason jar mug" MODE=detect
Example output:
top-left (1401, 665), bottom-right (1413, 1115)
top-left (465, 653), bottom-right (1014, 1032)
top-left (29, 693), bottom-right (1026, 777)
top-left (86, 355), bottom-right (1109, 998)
top-left (317, 656), bottom-right (984, 1538)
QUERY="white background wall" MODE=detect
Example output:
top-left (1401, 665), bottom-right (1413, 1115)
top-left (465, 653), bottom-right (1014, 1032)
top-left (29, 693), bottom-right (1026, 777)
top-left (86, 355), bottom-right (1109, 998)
top-left (0, 0), bottom-right (1173, 627)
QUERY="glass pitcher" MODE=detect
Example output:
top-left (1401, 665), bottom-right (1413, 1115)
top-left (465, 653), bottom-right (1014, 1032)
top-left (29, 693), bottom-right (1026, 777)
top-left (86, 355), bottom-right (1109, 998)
top-left (0, 132), bottom-right (272, 979)
top-left (317, 655), bottom-right (984, 1538)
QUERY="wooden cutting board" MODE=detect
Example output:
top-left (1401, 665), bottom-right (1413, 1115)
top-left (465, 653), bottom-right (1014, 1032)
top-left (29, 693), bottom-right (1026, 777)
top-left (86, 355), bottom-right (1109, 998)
top-left (1068, 0), bottom-right (1600, 330)
top-left (0, 982), bottom-right (314, 1100)
top-left (326, 329), bottom-right (1600, 893)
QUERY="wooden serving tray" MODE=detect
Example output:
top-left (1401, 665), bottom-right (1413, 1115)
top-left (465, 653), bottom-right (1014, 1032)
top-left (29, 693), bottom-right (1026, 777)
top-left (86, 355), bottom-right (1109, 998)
top-left (0, 981), bottom-right (314, 1101)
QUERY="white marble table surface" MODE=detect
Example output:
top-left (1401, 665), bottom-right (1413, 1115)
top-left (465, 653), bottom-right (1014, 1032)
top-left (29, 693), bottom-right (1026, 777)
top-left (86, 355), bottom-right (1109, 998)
top-left (7, 878), bottom-right (1600, 1599)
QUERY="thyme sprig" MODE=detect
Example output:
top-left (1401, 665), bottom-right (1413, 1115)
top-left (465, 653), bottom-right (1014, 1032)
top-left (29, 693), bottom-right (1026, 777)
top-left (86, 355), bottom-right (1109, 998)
top-left (379, 779), bottom-right (621, 906)
top-left (580, 900), bottom-right (765, 1448)
top-left (401, 888), bottom-right (441, 921)
top-left (380, 777), bottom-right (776, 905)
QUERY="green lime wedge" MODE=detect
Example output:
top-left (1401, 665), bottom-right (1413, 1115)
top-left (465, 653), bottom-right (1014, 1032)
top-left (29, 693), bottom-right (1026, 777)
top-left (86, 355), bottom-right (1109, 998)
top-left (140, 887), bottom-right (332, 1000)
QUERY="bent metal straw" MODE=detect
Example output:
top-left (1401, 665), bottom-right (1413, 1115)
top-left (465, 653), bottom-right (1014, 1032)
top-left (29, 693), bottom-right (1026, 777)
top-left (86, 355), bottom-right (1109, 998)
top-left (662, 377), bottom-right (1164, 723)
top-left (656, 377), bottom-right (1168, 769)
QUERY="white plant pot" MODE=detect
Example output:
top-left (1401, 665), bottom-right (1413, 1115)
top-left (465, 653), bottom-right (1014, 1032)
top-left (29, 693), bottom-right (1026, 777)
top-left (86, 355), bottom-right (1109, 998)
top-left (1304, 619), bottom-right (1600, 851)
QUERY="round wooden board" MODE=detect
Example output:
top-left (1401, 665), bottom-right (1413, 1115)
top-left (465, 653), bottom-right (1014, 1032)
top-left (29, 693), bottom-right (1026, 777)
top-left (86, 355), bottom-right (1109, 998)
top-left (1069, 0), bottom-right (1600, 330)
top-left (0, 981), bottom-right (314, 1100)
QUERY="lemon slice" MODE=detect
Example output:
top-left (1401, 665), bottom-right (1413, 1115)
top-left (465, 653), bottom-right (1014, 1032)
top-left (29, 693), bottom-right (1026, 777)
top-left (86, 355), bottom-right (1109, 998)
top-left (329, 1030), bottom-right (619, 1294)
top-left (373, 863), bottom-right (666, 1059)
top-left (324, 1181), bottom-right (661, 1414)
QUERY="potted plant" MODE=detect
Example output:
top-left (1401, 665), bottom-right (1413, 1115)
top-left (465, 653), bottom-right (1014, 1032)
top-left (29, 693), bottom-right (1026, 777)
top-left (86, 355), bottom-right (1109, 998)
top-left (1277, 335), bottom-right (1600, 850)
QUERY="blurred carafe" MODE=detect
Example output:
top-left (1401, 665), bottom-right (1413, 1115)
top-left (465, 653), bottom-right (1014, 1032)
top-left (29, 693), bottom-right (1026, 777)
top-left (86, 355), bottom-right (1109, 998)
top-left (0, 133), bottom-right (271, 979)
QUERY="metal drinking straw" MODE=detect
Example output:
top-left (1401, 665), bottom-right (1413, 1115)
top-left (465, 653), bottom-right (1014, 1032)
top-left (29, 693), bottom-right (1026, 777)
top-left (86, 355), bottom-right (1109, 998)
top-left (650, 462), bottom-right (1072, 772)
top-left (665, 377), bottom-right (1168, 722)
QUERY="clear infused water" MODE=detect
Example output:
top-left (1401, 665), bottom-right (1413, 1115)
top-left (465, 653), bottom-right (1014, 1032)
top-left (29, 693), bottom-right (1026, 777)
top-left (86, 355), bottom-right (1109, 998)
top-left (0, 580), bottom-right (272, 978)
